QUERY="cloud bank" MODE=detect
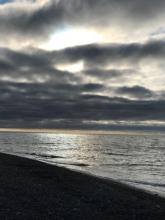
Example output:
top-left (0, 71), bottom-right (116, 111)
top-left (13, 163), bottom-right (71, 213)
top-left (0, 0), bottom-right (165, 129)
top-left (0, 0), bottom-right (165, 46)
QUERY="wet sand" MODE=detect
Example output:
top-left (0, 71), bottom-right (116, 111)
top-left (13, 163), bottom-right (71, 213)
top-left (0, 152), bottom-right (165, 219)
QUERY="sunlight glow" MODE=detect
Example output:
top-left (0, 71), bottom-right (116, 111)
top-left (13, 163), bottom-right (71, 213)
top-left (41, 28), bottom-right (103, 50)
top-left (56, 61), bottom-right (84, 73)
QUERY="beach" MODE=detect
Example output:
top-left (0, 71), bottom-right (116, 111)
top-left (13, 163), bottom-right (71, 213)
top-left (0, 152), bottom-right (165, 220)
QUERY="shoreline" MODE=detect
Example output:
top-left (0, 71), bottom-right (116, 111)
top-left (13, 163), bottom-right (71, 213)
top-left (4, 151), bottom-right (165, 198)
top-left (0, 152), bottom-right (165, 219)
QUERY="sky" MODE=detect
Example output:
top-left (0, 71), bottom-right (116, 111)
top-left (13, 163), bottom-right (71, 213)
top-left (0, 0), bottom-right (165, 130)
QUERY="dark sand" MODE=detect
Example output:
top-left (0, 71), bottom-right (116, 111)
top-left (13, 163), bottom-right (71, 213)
top-left (0, 153), bottom-right (165, 219)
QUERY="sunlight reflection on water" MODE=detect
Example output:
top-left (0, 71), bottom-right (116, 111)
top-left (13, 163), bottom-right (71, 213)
top-left (0, 131), bottom-right (165, 196)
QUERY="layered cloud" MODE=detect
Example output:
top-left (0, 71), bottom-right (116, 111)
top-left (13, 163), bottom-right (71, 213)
top-left (0, 0), bottom-right (165, 47)
top-left (1, 80), bottom-right (165, 129)
top-left (0, 0), bottom-right (164, 129)
top-left (54, 40), bottom-right (165, 66)
top-left (0, 39), bottom-right (164, 128)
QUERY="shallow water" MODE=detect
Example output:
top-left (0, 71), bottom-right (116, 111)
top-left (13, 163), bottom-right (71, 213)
top-left (0, 131), bottom-right (165, 196)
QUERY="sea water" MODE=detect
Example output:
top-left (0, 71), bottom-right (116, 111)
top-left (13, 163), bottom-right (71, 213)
top-left (0, 131), bottom-right (165, 196)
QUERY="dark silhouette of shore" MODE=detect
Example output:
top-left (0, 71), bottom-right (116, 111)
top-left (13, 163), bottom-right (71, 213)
top-left (0, 152), bottom-right (165, 219)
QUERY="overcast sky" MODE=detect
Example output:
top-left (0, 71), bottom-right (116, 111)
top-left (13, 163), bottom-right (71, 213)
top-left (0, 0), bottom-right (165, 130)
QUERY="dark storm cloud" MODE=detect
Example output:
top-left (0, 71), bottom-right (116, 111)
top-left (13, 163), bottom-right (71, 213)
top-left (0, 0), bottom-right (165, 42)
top-left (0, 47), bottom-right (81, 84)
top-left (71, 0), bottom-right (165, 20)
top-left (1, 39), bottom-right (164, 69)
top-left (0, 39), bottom-right (164, 84)
top-left (0, 1), bottom-right (164, 129)
top-left (83, 68), bottom-right (135, 80)
top-left (0, 47), bottom-right (50, 68)
top-left (0, 1), bottom-right (63, 40)
top-left (115, 86), bottom-right (155, 99)
top-left (0, 80), bottom-right (165, 128)
top-left (55, 40), bottom-right (165, 67)
top-left (0, 42), bottom-right (164, 128)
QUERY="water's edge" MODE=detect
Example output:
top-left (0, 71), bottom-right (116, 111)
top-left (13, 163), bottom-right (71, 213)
top-left (1, 150), bottom-right (165, 200)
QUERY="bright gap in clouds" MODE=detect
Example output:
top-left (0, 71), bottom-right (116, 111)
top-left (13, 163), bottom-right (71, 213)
top-left (41, 28), bottom-right (103, 50)
top-left (56, 61), bottom-right (84, 73)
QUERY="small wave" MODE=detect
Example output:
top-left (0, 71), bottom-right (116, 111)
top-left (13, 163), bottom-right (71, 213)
top-left (28, 152), bottom-right (64, 159)
top-left (105, 152), bottom-right (132, 157)
top-left (2, 142), bottom-right (12, 145)
top-left (123, 179), bottom-right (165, 188)
top-left (101, 163), bottom-right (129, 167)
top-left (128, 163), bottom-right (162, 167)
top-left (31, 143), bottom-right (58, 147)
top-left (55, 161), bottom-right (89, 167)
top-left (101, 163), bottom-right (162, 167)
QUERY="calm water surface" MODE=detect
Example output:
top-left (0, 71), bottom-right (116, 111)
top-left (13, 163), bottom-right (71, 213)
top-left (0, 131), bottom-right (165, 196)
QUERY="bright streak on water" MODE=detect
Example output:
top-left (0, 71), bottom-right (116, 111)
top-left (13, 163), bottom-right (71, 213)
top-left (0, 131), bottom-right (165, 196)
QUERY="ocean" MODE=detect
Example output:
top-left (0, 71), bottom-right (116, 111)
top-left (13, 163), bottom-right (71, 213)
top-left (0, 131), bottom-right (165, 196)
